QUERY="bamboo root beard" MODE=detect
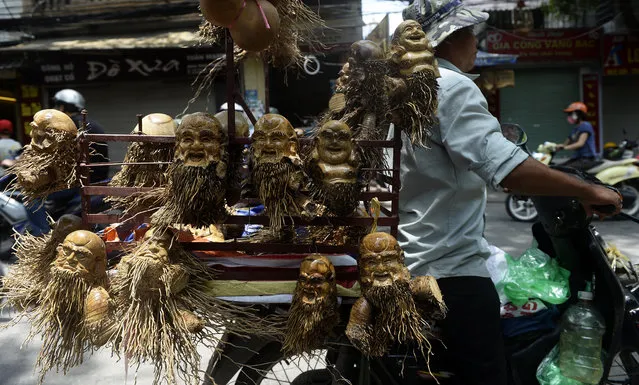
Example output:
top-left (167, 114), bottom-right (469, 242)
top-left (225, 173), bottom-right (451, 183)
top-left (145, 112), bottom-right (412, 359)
top-left (252, 161), bottom-right (302, 234)
top-left (396, 71), bottom-right (438, 148)
top-left (111, 240), bottom-right (277, 385)
top-left (283, 288), bottom-right (339, 356)
top-left (311, 180), bottom-right (361, 217)
top-left (151, 160), bottom-right (228, 228)
top-left (361, 280), bottom-right (430, 357)
top-left (5, 132), bottom-right (78, 205)
top-left (30, 267), bottom-right (96, 383)
top-left (109, 142), bottom-right (174, 188)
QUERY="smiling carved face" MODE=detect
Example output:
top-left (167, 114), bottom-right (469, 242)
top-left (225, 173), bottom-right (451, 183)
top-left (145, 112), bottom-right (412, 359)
top-left (317, 121), bottom-right (354, 166)
top-left (175, 113), bottom-right (226, 167)
top-left (395, 20), bottom-right (431, 52)
top-left (359, 232), bottom-right (409, 289)
top-left (297, 255), bottom-right (336, 305)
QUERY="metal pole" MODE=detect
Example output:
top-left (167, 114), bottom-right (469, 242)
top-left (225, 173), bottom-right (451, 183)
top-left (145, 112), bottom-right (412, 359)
top-left (79, 109), bottom-right (91, 228)
top-left (391, 124), bottom-right (402, 238)
top-left (226, 29), bottom-right (236, 139)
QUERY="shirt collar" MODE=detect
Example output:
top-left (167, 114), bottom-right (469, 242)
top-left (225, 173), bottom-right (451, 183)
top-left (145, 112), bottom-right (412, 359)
top-left (437, 58), bottom-right (480, 81)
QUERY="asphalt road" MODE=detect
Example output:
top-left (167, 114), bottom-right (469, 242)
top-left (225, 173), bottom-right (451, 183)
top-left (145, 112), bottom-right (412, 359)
top-left (484, 191), bottom-right (639, 263)
top-left (0, 192), bottom-right (636, 384)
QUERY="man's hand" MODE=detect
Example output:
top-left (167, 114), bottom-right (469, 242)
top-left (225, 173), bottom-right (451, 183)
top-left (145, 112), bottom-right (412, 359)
top-left (579, 185), bottom-right (623, 219)
top-left (556, 144), bottom-right (565, 151)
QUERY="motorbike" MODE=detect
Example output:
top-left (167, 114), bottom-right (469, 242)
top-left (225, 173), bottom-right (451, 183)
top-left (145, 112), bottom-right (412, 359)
top-left (202, 126), bottom-right (639, 385)
top-left (506, 134), bottom-right (639, 222)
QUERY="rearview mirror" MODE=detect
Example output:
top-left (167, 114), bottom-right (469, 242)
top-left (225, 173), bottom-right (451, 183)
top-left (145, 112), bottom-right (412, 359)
top-left (501, 123), bottom-right (528, 147)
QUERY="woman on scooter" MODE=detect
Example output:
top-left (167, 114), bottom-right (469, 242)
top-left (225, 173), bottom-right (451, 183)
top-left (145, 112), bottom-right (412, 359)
top-left (400, 2), bottom-right (621, 385)
top-left (557, 102), bottom-right (599, 171)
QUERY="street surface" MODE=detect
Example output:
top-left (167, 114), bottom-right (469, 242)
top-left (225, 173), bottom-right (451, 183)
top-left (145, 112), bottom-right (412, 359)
top-left (0, 191), bottom-right (636, 384)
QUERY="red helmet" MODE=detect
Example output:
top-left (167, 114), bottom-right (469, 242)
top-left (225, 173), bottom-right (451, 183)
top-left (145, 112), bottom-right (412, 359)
top-left (563, 102), bottom-right (588, 114)
top-left (0, 119), bottom-right (13, 135)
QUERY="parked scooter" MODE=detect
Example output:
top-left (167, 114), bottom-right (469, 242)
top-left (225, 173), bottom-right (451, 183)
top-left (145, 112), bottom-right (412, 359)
top-left (203, 126), bottom-right (639, 385)
top-left (507, 137), bottom-right (639, 221)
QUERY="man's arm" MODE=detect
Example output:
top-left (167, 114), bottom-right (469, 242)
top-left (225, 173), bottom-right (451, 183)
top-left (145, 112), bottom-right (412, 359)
top-left (501, 158), bottom-right (622, 216)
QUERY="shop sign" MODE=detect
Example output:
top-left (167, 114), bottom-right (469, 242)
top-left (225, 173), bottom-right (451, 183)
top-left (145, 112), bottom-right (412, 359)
top-left (35, 49), bottom-right (223, 85)
top-left (603, 34), bottom-right (639, 76)
top-left (19, 84), bottom-right (42, 138)
top-left (486, 29), bottom-right (600, 62)
top-left (581, 73), bottom-right (601, 151)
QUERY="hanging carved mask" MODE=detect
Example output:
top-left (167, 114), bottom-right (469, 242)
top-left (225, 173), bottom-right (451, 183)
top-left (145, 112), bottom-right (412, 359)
top-left (297, 255), bottom-right (337, 305)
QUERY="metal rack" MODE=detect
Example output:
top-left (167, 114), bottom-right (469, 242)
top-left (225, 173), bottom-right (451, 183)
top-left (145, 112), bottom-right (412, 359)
top-left (77, 31), bottom-right (403, 257)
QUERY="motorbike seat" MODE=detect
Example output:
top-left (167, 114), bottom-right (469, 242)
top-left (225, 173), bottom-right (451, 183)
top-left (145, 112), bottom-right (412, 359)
top-left (587, 158), bottom-right (638, 174)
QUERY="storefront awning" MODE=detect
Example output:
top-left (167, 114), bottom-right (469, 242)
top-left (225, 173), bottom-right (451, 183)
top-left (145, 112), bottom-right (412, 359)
top-left (474, 50), bottom-right (518, 67)
top-left (0, 30), bottom-right (204, 51)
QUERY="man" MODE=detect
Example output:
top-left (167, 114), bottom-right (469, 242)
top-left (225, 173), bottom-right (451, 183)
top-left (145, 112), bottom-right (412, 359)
top-left (52, 89), bottom-right (110, 182)
top-left (557, 101), bottom-right (599, 171)
top-left (399, 2), bottom-right (621, 385)
top-left (0, 119), bottom-right (21, 168)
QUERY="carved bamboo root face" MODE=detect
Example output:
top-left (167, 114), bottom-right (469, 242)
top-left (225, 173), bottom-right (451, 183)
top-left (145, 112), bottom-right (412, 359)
top-left (391, 20), bottom-right (438, 76)
top-left (137, 228), bottom-right (173, 264)
top-left (359, 232), bottom-right (409, 289)
top-left (29, 109), bottom-right (77, 151)
top-left (175, 113), bottom-right (227, 169)
top-left (53, 230), bottom-right (107, 284)
top-left (316, 120), bottom-right (356, 172)
top-left (251, 114), bottom-right (300, 164)
top-left (297, 255), bottom-right (336, 305)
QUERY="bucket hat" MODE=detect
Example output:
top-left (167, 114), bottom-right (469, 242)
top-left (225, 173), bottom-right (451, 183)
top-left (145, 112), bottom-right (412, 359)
top-left (402, 0), bottom-right (488, 47)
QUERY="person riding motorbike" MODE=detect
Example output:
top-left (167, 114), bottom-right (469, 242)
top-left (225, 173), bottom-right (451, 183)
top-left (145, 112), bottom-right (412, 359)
top-left (556, 102), bottom-right (599, 171)
top-left (399, 2), bottom-right (621, 385)
top-left (47, 89), bottom-right (111, 219)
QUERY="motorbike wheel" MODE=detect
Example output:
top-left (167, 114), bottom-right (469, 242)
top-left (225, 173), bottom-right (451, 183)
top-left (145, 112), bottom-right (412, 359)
top-left (505, 195), bottom-right (539, 222)
top-left (235, 349), bottom-right (330, 385)
top-left (606, 348), bottom-right (639, 385)
top-left (619, 183), bottom-right (639, 217)
top-left (290, 369), bottom-right (331, 385)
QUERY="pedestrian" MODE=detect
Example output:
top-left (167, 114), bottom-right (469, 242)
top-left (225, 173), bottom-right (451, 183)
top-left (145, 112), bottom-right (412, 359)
top-left (556, 101), bottom-right (599, 171)
top-left (399, 2), bottom-right (621, 385)
top-left (0, 119), bottom-right (22, 167)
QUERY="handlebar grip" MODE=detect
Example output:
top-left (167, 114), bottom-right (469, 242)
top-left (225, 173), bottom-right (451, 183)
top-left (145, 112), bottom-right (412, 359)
top-left (591, 204), bottom-right (617, 215)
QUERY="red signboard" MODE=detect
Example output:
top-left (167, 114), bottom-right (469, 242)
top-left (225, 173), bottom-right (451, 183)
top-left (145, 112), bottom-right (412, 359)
top-left (581, 73), bottom-right (601, 151)
top-left (603, 34), bottom-right (639, 76)
top-left (486, 29), bottom-right (600, 62)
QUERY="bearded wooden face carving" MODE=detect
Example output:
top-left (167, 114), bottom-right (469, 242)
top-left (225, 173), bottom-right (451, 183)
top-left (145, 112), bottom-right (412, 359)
top-left (137, 229), bottom-right (173, 264)
top-left (29, 109), bottom-right (77, 152)
top-left (359, 232), bottom-right (408, 289)
top-left (395, 20), bottom-right (431, 52)
top-left (391, 21), bottom-right (438, 77)
top-left (54, 230), bottom-right (107, 283)
top-left (251, 114), bottom-right (299, 164)
top-left (175, 113), bottom-right (226, 168)
top-left (316, 121), bottom-right (356, 170)
top-left (298, 255), bottom-right (336, 305)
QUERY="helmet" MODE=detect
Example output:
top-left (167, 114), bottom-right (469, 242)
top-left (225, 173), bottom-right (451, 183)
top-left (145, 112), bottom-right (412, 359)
top-left (604, 142), bottom-right (617, 149)
top-left (53, 89), bottom-right (86, 111)
top-left (0, 119), bottom-right (13, 135)
top-left (563, 102), bottom-right (587, 114)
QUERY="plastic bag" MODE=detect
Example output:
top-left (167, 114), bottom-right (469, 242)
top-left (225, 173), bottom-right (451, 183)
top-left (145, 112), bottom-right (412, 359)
top-left (497, 248), bottom-right (570, 307)
top-left (537, 346), bottom-right (587, 385)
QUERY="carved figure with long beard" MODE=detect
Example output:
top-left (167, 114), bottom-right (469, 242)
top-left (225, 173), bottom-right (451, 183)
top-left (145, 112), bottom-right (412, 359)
top-left (110, 228), bottom-right (270, 385)
top-left (5, 109), bottom-right (78, 204)
top-left (28, 230), bottom-right (114, 382)
top-left (346, 232), bottom-right (445, 357)
top-left (2, 214), bottom-right (83, 311)
top-left (283, 255), bottom-right (339, 356)
top-left (388, 20), bottom-right (439, 147)
top-left (250, 114), bottom-right (309, 234)
top-left (307, 120), bottom-right (361, 216)
top-left (151, 112), bottom-right (229, 228)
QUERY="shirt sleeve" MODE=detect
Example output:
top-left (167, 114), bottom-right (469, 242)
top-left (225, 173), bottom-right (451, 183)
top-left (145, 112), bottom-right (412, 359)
top-left (438, 78), bottom-right (529, 190)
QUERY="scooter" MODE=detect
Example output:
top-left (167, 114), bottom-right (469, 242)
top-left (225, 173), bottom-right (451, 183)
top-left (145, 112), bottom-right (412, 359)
top-left (506, 138), bottom-right (639, 221)
top-left (202, 127), bottom-right (639, 385)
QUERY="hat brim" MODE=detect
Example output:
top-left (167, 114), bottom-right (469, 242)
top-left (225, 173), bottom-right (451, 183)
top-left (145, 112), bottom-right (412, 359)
top-left (425, 6), bottom-right (488, 47)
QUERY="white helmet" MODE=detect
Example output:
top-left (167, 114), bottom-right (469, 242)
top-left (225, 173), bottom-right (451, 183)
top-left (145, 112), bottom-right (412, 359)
top-left (53, 89), bottom-right (86, 111)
